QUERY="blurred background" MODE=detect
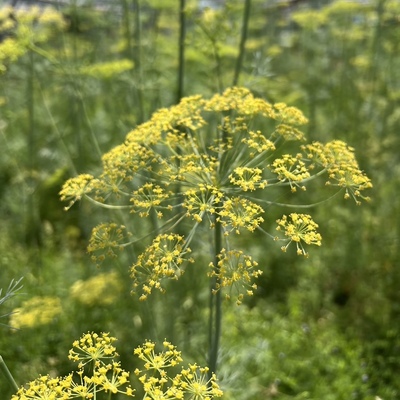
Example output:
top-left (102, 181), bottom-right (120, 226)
top-left (0, 0), bottom-right (399, 399)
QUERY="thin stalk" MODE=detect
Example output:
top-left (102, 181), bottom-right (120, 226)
top-left (176, 0), bottom-right (186, 102)
top-left (25, 49), bottom-right (40, 248)
top-left (212, 40), bottom-right (224, 93)
top-left (39, 86), bottom-right (77, 175)
top-left (78, 94), bottom-right (103, 160)
top-left (125, 0), bottom-right (145, 123)
top-left (28, 49), bottom-right (35, 183)
top-left (232, 0), bottom-right (251, 86)
top-left (170, 0), bottom-right (187, 341)
top-left (208, 119), bottom-right (228, 378)
top-left (208, 211), bottom-right (223, 379)
top-left (197, 23), bottom-right (223, 92)
top-left (0, 355), bottom-right (19, 392)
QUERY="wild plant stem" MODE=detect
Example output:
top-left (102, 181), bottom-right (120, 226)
top-left (0, 355), bottom-right (18, 392)
top-left (26, 49), bottom-right (40, 248)
top-left (177, 0), bottom-right (186, 102)
top-left (133, 0), bottom-right (145, 122)
top-left (233, 0), bottom-right (251, 86)
top-left (208, 212), bottom-right (223, 379)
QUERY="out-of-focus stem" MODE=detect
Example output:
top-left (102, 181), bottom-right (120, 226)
top-left (0, 355), bottom-right (18, 392)
top-left (208, 210), bottom-right (222, 379)
top-left (233, 0), bottom-right (251, 86)
top-left (177, 0), bottom-right (186, 102)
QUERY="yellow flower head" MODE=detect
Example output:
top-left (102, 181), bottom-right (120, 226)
top-left (209, 249), bottom-right (263, 305)
top-left (60, 174), bottom-right (96, 210)
top-left (177, 364), bottom-right (223, 399)
top-left (11, 375), bottom-right (67, 400)
top-left (276, 213), bottom-right (322, 257)
top-left (60, 88), bottom-right (371, 300)
top-left (131, 233), bottom-right (194, 300)
top-left (70, 271), bottom-right (122, 306)
top-left (68, 332), bottom-right (118, 367)
top-left (10, 296), bottom-right (62, 329)
top-left (269, 153), bottom-right (310, 192)
top-left (80, 59), bottom-right (134, 79)
top-left (302, 140), bottom-right (372, 203)
top-left (134, 341), bottom-right (223, 399)
top-left (87, 223), bottom-right (131, 266)
top-left (134, 340), bottom-right (183, 372)
top-left (229, 167), bottom-right (267, 192)
top-left (218, 197), bottom-right (265, 235)
top-left (0, 5), bottom-right (66, 73)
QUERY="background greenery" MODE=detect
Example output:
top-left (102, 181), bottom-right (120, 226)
top-left (0, 0), bottom-right (399, 398)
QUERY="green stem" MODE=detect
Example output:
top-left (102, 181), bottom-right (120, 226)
top-left (79, 94), bottom-right (103, 160)
top-left (0, 355), bottom-right (19, 392)
top-left (233, 0), bottom-right (251, 86)
top-left (132, 0), bottom-right (145, 123)
top-left (176, 0), bottom-right (186, 102)
top-left (25, 49), bottom-right (41, 248)
top-left (208, 200), bottom-right (223, 379)
top-left (197, 22), bottom-right (223, 92)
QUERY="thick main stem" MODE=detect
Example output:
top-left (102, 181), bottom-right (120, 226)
top-left (176, 0), bottom-right (186, 103)
top-left (233, 0), bottom-right (251, 86)
top-left (208, 210), bottom-right (223, 378)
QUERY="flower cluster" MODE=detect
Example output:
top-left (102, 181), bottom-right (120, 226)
top-left (60, 174), bottom-right (96, 211)
top-left (68, 332), bottom-right (118, 367)
top-left (61, 87), bottom-right (372, 301)
top-left (208, 249), bottom-right (263, 305)
top-left (131, 233), bottom-right (195, 300)
top-left (11, 332), bottom-right (134, 400)
top-left (302, 140), bottom-right (372, 204)
top-left (0, 5), bottom-right (66, 73)
top-left (9, 296), bottom-right (62, 329)
top-left (269, 154), bottom-right (310, 192)
top-left (134, 340), bottom-right (223, 399)
top-left (87, 223), bottom-right (131, 266)
top-left (11, 332), bottom-right (224, 399)
top-left (276, 213), bottom-right (322, 257)
top-left (79, 59), bottom-right (134, 79)
top-left (70, 271), bottom-right (122, 306)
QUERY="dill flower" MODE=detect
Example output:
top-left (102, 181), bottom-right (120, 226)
top-left (134, 341), bottom-right (223, 399)
top-left (68, 332), bottom-right (118, 367)
top-left (276, 213), bottom-right (322, 257)
top-left (0, 5), bottom-right (66, 73)
top-left (9, 296), bottom-right (62, 329)
top-left (183, 185), bottom-right (222, 223)
top-left (63, 371), bottom-right (95, 399)
top-left (68, 333), bottom-right (134, 397)
top-left (218, 197), bottom-right (265, 235)
top-left (131, 233), bottom-right (194, 300)
top-left (59, 174), bottom-right (96, 210)
top-left (209, 249), bottom-right (263, 305)
top-left (269, 154), bottom-right (310, 192)
top-left (92, 361), bottom-right (134, 396)
top-left (178, 364), bottom-right (223, 399)
top-left (229, 167), bottom-right (267, 192)
top-left (80, 59), bottom-right (134, 79)
top-left (12, 332), bottom-right (134, 399)
top-left (130, 183), bottom-right (172, 218)
top-left (70, 271), bottom-right (122, 306)
top-left (11, 375), bottom-right (69, 400)
top-left (61, 87), bottom-right (372, 302)
top-left (87, 223), bottom-right (131, 266)
top-left (302, 140), bottom-right (372, 204)
top-left (134, 340), bottom-right (183, 373)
